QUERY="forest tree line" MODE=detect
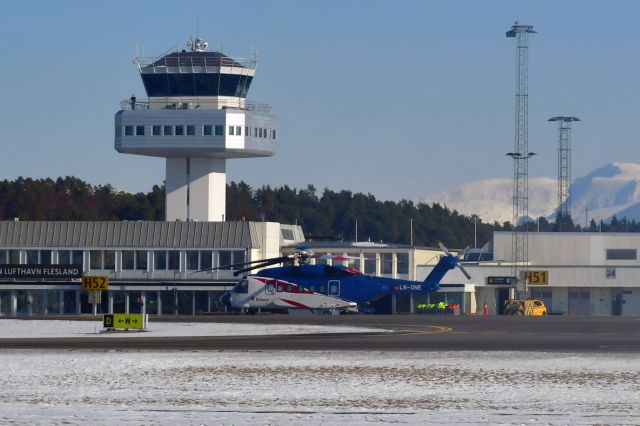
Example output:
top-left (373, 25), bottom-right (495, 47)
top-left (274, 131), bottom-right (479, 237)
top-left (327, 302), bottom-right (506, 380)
top-left (0, 177), bottom-right (638, 249)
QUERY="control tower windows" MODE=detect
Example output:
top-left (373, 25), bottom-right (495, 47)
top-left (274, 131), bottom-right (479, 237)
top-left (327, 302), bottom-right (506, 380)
top-left (186, 125), bottom-right (195, 136)
top-left (203, 125), bottom-right (212, 136)
top-left (136, 126), bottom-right (145, 136)
top-left (164, 125), bottom-right (173, 136)
top-left (125, 125), bottom-right (134, 136)
top-left (215, 125), bottom-right (224, 136)
top-left (175, 125), bottom-right (184, 136)
top-left (152, 125), bottom-right (162, 136)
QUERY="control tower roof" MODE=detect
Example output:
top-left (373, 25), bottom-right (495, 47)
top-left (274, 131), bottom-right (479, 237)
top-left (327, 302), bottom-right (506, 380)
top-left (136, 38), bottom-right (256, 99)
top-left (148, 50), bottom-right (248, 69)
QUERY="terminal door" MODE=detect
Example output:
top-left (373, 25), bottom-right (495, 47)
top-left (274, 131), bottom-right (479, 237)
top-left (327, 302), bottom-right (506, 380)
top-left (496, 288), bottom-right (510, 315)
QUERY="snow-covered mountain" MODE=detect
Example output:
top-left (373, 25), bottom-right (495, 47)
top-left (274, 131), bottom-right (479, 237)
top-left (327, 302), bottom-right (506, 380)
top-left (423, 163), bottom-right (640, 224)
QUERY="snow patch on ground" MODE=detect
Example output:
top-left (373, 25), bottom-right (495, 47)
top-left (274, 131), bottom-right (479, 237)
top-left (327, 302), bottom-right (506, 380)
top-left (0, 319), bottom-right (387, 338)
top-left (0, 350), bottom-right (638, 425)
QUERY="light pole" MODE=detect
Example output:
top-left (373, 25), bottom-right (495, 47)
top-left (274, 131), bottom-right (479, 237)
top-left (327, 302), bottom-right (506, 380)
top-left (506, 151), bottom-right (537, 299)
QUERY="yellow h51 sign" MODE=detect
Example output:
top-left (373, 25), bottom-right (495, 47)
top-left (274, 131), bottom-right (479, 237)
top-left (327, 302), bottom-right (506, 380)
top-left (521, 270), bottom-right (549, 285)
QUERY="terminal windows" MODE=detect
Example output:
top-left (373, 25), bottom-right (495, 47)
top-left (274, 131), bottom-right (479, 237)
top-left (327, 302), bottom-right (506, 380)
top-left (152, 125), bottom-right (162, 136)
top-left (272, 129), bottom-right (277, 140)
top-left (154, 251), bottom-right (167, 270)
top-left (235, 126), bottom-right (242, 136)
top-left (175, 125), bottom-right (184, 136)
top-left (124, 125), bottom-right (134, 136)
top-left (89, 250), bottom-right (102, 269)
top-left (228, 126), bottom-right (234, 136)
top-left (187, 251), bottom-right (199, 270)
top-left (245, 126), bottom-right (249, 136)
top-left (200, 250), bottom-right (213, 270)
top-left (136, 250), bottom-right (148, 270)
top-left (135, 126), bottom-right (145, 136)
top-left (203, 125), bottom-right (212, 136)
top-left (122, 251), bottom-right (134, 270)
top-left (164, 125), bottom-right (173, 136)
top-left (606, 249), bottom-right (637, 260)
top-left (168, 250), bottom-right (179, 270)
top-left (186, 125), bottom-right (195, 136)
top-left (396, 253), bottom-right (409, 274)
top-left (215, 125), bottom-right (224, 136)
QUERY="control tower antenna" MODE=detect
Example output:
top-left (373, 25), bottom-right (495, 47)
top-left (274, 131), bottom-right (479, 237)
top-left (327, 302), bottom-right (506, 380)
top-left (115, 36), bottom-right (277, 222)
top-left (549, 116), bottom-right (580, 221)
top-left (506, 21), bottom-right (536, 297)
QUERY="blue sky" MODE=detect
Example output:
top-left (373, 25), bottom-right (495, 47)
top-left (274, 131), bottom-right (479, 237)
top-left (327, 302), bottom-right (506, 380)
top-left (1, 1), bottom-right (638, 202)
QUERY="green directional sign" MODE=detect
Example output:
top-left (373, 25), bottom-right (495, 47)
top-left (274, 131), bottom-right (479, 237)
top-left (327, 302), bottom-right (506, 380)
top-left (103, 314), bottom-right (144, 330)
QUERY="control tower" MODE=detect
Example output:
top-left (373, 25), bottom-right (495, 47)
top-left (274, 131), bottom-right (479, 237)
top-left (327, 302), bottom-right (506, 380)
top-left (115, 37), bottom-right (277, 221)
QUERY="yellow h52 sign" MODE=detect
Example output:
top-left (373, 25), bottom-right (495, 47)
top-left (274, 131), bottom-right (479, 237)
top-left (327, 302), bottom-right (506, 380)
top-left (521, 270), bottom-right (549, 285)
top-left (82, 276), bottom-right (109, 291)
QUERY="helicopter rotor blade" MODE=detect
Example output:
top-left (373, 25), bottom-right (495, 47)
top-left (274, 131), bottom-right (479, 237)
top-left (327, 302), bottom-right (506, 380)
top-left (457, 262), bottom-right (472, 280)
top-left (233, 257), bottom-right (291, 276)
top-left (437, 241), bottom-right (452, 256)
top-left (196, 255), bottom-right (294, 274)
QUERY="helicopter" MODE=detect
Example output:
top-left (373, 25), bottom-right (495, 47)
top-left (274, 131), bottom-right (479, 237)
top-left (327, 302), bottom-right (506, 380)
top-left (207, 243), bottom-right (471, 314)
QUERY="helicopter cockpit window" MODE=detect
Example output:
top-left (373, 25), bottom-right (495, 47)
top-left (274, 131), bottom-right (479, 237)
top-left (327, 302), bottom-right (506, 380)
top-left (319, 285), bottom-right (325, 294)
top-left (233, 279), bottom-right (249, 294)
top-left (276, 283), bottom-right (284, 292)
top-left (286, 284), bottom-right (293, 293)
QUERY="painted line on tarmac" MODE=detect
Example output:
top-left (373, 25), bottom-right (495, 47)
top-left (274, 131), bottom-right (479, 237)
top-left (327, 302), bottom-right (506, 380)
top-left (384, 325), bottom-right (453, 336)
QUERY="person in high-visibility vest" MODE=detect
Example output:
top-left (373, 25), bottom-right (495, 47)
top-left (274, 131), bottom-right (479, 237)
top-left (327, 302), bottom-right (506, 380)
top-left (437, 301), bottom-right (447, 313)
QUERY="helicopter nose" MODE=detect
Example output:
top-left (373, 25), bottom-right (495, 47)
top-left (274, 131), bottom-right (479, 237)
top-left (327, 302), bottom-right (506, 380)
top-left (220, 292), bottom-right (232, 307)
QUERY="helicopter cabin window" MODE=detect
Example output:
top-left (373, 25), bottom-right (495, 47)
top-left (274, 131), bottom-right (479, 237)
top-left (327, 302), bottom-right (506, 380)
top-left (318, 285), bottom-right (325, 294)
top-left (265, 282), bottom-right (275, 294)
top-left (233, 279), bottom-right (248, 293)
top-left (309, 285), bottom-right (316, 292)
top-left (286, 284), bottom-right (293, 293)
top-left (276, 283), bottom-right (284, 292)
top-left (215, 125), bottom-right (224, 136)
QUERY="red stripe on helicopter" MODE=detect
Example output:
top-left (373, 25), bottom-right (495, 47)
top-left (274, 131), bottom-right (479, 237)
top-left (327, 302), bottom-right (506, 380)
top-left (281, 299), bottom-right (310, 309)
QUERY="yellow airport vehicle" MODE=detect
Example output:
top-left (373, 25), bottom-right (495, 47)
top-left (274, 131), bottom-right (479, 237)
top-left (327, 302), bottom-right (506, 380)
top-left (504, 298), bottom-right (547, 316)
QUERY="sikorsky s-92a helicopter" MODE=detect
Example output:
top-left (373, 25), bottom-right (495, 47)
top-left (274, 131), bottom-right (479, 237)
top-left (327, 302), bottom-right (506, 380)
top-left (205, 243), bottom-right (471, 314)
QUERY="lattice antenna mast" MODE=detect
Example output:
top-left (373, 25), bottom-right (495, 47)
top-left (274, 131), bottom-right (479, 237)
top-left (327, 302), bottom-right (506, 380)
top-left (549, 116), bottom-right (580, 220)
top-left (506, 22), bottom-right (536, 296)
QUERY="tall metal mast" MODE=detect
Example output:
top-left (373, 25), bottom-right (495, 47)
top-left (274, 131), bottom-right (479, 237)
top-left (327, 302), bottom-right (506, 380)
top-left (506, 21), bottom-right (536, 296)
top-left (549, 116), bottom-right (580, 220)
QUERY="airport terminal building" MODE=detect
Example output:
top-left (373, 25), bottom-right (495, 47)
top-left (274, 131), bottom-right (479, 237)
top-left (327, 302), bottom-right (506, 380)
top-left (434, 232), bottom-right (640, 316)
top-left (0, 220), bottom-right (303, 316)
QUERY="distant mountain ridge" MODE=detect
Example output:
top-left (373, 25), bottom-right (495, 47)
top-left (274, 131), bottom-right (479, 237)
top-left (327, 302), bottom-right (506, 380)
top-left (423, 163), bottom-right (640, 224)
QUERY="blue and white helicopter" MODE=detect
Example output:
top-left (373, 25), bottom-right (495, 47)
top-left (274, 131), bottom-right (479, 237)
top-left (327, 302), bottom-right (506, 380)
top-left (212, 243), bottom-right (471, 314)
